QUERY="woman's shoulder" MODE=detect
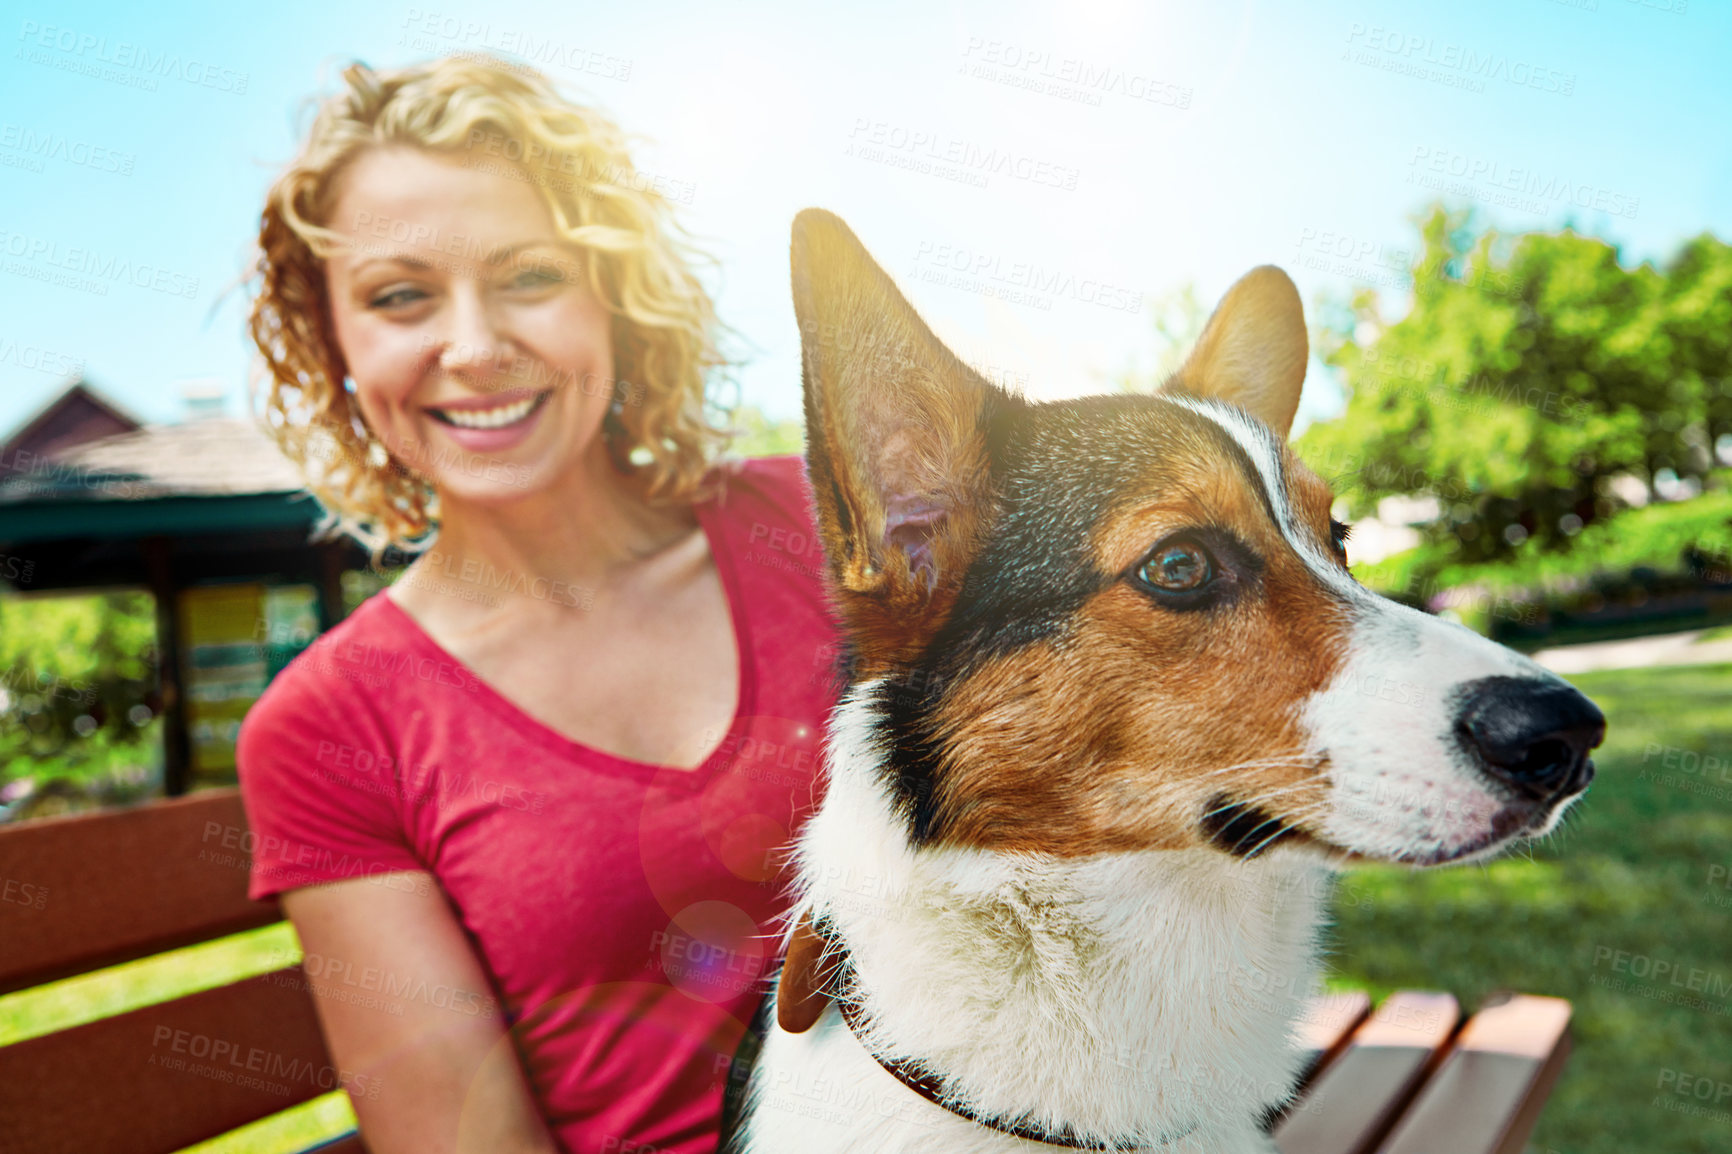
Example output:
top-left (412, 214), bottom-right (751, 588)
top-left (239, 592), bottom-right (428, 743)
top-left (235, 592), bottom-right (429, 898)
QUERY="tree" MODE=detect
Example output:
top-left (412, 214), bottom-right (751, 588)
top-left (728, 403), bottom-right (805, 458)
top-left (0, 590), bottom-right (162, 817)
top-left (1297, 205), bottom-right (1732, 573)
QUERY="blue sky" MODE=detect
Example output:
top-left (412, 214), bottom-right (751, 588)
top-left (1, 0), bottom-right (1726, 439)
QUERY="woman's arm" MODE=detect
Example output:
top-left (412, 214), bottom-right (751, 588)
top-left (282, 873), bottom-right (560, 1154)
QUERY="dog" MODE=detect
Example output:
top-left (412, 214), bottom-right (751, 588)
top-left (722, 210), bottom-right (1604, 1154)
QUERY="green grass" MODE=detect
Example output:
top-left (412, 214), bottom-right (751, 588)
top-left (1324, 662), bottom-right (1732, 1154)
top-left (3, 664), bottom-right (1728, 1151)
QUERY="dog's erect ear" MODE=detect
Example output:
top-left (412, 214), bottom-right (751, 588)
top-left (791, 209), bottom-right (1002, 669)
top-left (775, 913), bottom-right (840, 1034)
top-left (1170, 265), bottom-right (1307, 440)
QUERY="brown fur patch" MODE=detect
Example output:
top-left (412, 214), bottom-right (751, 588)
top-left (923, 435), bottom-right (1352, 856)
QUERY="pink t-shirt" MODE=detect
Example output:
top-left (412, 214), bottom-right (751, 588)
top-left (237, 455), bottom-right (840, 1154)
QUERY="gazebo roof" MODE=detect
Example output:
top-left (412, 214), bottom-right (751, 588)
top-left (0, 417), bottom-right (306, 504)
top-left (0, 415), bottom-right (326, 549)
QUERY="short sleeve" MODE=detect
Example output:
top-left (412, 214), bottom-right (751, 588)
top-left (236, 652), bottom-right (426, 902)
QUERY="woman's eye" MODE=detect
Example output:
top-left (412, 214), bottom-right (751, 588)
top-left (508, 266), bottom-right (566, 289)
top-left (1138, 540), bottom-right (1214, 592)
top-left (367, 286), bottom-right (427, 310)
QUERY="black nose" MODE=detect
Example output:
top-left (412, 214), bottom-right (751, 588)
top-left (1455, 676), bottom-right (1606, 799)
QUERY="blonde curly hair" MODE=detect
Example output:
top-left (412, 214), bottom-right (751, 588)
top-left (249, 54), bottom-right (731, 552)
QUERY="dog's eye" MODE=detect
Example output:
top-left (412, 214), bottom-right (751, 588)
top-left (1138, 540), bottom-right (1214, 592)
top-left (1329, 519), bottom-right (1351, 559)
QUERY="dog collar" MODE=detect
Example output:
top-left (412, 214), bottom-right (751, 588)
top-left (820, 930), bottom-right (1200, 1150)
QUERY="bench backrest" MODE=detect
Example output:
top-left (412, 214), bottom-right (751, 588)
top-left (0, 789), bottom-right (364, 1154)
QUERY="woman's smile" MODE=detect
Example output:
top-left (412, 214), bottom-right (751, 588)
top-left (424, 387), bottom-right (557, 451)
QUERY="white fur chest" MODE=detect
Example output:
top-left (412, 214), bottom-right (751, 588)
top-left (733, 692), bottom-right (1334, 1153)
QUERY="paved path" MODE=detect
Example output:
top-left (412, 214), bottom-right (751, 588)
top-left (1531, 628), bottom-right (1732, 674)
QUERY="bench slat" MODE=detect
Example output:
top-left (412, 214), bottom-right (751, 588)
top-left (1293, 990), bottom-right (1373, 1086)
top-left (0, 788), bottom-right (279, 996)
top-left (1374, 994), bottom-right (1572, 1154)
top-left (1262, 990), bottom-right (1374, 1134)
top-left (0, 967), bottom-right (344, 1154)
top-left (1275, 991), bottom-right (1460, 1154)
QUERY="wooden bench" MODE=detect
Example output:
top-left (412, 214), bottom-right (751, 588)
top-left (0, 790), bottom-right (1572, 1154)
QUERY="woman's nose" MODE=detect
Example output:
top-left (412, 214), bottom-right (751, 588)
top-left (436, 288), bottom-right (510, 374)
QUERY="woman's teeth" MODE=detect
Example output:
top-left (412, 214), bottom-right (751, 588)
top-left (432, 393), bottom-right (545, 429)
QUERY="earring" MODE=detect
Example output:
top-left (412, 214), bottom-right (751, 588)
top-left (603, 380), bottom-right (655, 468)
top-left (602, 381), bottom-right (628, 444)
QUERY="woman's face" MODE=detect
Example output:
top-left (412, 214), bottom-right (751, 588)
top-left (324, 145), bottom-right (616, 506)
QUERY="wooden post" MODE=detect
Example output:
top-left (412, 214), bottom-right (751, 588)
top-left (143, 536), bottom-right (192, 796)
top-left (316, 540), bottom-right (347, 632)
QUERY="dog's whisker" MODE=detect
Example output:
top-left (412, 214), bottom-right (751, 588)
top-left (1214, 796), bottom-right (1342, 863)
top-left (1243, 800), bottom-right (1336, 856)
top-left (1200, 779), bottom-right (1320, 807)
top-left (1197, 782), bottom-right (1318, 823)
top-left (1209, 807), bottom-right (1300, 857)
top-left (1198, 754), bottom-right (1319, 771)
top-left (1193, 756), bottom-right (1322, 780)
top-left (1188, 762), bottom-right (1318, 785)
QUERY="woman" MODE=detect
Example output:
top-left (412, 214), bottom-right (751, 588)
top-left (238, 55), bottom-right (838, 1154)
